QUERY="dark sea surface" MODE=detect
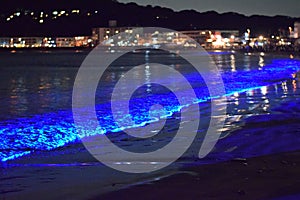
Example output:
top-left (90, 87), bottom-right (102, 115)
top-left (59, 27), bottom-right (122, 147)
top-left (1, 49), bottom-right (300, 199)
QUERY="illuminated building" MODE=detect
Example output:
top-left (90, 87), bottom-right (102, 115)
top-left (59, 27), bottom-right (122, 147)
top-left (92, 27), bottom-right (140, 45)
top-left (0, 37), bottom-right (44, 48)
top-left (0, 38), bottom-right (11, 47)
top-left (0, 36), bottom-right (91, 48)
top-left (180, 30), bottom-right (239, 47)
top-left (294, 22), bottom-right (300, 38)
top-left (74, 36), bottom-right (93, 47)
top-left (55, 37), bottom-right (75, 47)
top-left (92, 20), bottom-right (140, 45)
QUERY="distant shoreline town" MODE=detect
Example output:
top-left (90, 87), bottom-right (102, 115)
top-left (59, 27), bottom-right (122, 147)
top-left (1, 20), bottom-right (300, 52)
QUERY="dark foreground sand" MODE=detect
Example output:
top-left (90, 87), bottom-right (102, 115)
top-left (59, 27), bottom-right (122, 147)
top-left (98, 151), bottom-right (300, 200)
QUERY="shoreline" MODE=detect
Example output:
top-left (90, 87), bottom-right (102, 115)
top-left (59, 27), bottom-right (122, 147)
top-left (98, 150), bottom-right (300, 200)
top-left (0, 47), bottom-right (299, 54)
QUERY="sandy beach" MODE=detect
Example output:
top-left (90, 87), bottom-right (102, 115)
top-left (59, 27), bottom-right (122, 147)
top-left (99, 150), bottom-right (300, 200)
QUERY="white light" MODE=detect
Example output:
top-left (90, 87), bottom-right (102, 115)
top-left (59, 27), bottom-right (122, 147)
top-left (39, 19), bottom-right (44, 23)
top-left (53, 11), bottom-right (58, 15)
top-left (6, 18), bottom-right (10, 21)
top-left (15, 12), bottom-right (21, 16)
top-left (261, 86), bottom-right (267, 96)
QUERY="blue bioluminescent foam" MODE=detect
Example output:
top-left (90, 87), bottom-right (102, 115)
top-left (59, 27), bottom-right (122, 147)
top-left (1, 59), bottom-right (300, 162)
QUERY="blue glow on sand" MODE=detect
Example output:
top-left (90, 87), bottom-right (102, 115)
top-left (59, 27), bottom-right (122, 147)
top-left (1, 59), bottom-right (300, 162)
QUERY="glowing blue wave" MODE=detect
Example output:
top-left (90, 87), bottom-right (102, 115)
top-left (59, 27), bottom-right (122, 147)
top-left (1, 59), bottom-right (300, 162)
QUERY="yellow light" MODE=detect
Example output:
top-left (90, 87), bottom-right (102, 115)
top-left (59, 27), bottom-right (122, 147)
top-left (75, 36), bottom-right (84, 40)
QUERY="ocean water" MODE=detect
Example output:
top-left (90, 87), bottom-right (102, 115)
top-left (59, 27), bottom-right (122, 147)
top-left (1, 49), bottom-right (300, 199)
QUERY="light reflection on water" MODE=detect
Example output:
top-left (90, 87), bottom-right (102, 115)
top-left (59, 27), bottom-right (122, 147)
top-left (2, 50), bottom-right (300, 199)
top-left (0, 50), bottom-right (300, 162)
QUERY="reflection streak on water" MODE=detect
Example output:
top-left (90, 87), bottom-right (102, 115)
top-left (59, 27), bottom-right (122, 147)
top-left (1, 52), bottom-right (300, 162)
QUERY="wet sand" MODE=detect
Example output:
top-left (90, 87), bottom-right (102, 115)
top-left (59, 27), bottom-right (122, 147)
top-left (98, 150), bottom-right (300, 200)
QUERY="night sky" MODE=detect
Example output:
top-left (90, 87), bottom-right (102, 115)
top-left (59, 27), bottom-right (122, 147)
top-left (120, 0), bottom-right (300, 17)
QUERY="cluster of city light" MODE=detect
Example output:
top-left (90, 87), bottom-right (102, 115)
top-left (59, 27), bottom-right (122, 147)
top-left (102, 30), bottom-right (238, 48)
top-left (0, 36), bottom-right (92, 48)
top-left (241, 23), bottom-right (300, 48)
top-left (6, 12), bottom-right (21, 21)
top-left (4, 9), bottom-right (100, 24)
